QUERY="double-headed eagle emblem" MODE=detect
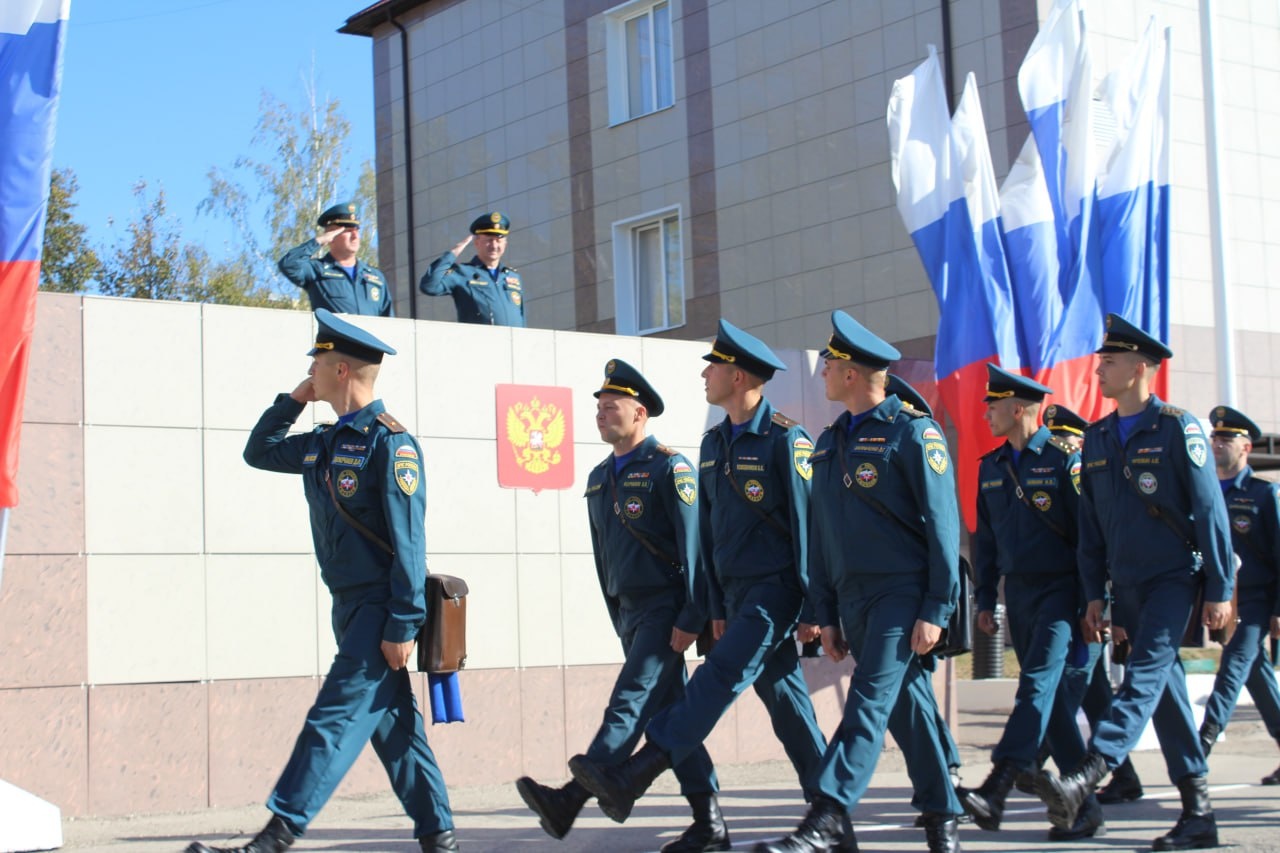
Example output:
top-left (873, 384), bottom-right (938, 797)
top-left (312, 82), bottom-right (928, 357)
top-left (505, 397), bottom-right (566, 475)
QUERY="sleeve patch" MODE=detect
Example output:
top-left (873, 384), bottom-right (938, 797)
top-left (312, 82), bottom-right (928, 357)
top-left (394, 460), bottom-right (420, 495)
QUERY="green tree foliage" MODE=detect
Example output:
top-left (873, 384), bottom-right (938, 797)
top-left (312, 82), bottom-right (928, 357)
top-left (201, 82), bottom-right (378, 299)
top-left (96, 181), bottom-right (293, 307)
top-left (40, 167), bottom-right (100, 293)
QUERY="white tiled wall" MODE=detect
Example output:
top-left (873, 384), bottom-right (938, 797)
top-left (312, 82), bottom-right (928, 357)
top-left (204, 429), bottom-right (312, 555)
top-left (84, 425), bottom-right (204, 555)
top-left (205, 554), bottom-right (319, 680)
top-left (87, 554), bottom-right (207, 684)
top-left (84, 298), bottom-right (205, 428)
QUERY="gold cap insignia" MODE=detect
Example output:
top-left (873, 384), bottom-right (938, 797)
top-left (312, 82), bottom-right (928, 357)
top-left (491, 212), bottom-right (502, 223)
top-left (606, 359), bottom-right (616, 375)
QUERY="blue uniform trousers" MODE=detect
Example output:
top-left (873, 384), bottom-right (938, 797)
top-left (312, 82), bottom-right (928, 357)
top-left (267, 597), bottom-right (453, 837)
top-left (995, 575), bottom-right (1086, 773)
top-left (585, 600), bottom-right (719, 795)
top-left (1058, 640), bottom-right (1106, 726)
top-left (1091, 574), bottom-right (1207, 782)
top-left (813, 577), bottom-right (962, 815)
top-left (1202, 596), bottom-right (1280, 740)
top-left (646, 577), bottom-right (825, 796)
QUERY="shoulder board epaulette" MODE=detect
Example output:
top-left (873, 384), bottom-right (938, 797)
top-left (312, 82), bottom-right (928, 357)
top-left (771, 411), bottom-right (799, 428)
top-left (376, 412), bottom-right (407, 433)
top-left (899, 403), bottom-right (926, 418)
top-left (979, 444), bottom-right (1001, 460)
top-left (1047, 435), bottom-right (1075, 454)
top-left (655, 443), bottom-right (677, 456)
top-left (1160, 405), bottom-right (1185, 418)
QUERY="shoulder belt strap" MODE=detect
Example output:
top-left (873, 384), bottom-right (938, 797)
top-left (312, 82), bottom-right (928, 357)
top-left (377, 412), bottom-right (407, 433)
top-left (833, 428), bottom-right (926, 546)
top-left (1000, 459), bottom-right (1069, 540)
top-left (717, 430), bottom-right (792, 540)
top-left (771, 411), bottom-right (799, 428)
top-left (325, 471), bottom-right (394, 555)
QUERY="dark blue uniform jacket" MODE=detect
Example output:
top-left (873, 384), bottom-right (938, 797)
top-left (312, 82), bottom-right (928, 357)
top-left (584, 435), bottom-right (705, 636)
top-left (244, 395), bottom-right (426, 643)
top-left (419, 252), bottom-right (526, 327)
top-left (973, 426), bottom-right (1081, 612)
top-left (278, 240), bottom-right (392, 316)
top-left (1078, 395), bottom-right (1234, 605)
top-left (1223, 465), bottom-right (1280, 616)
top-left (697, 399), bottom-right (813, 621)
top-left (806, 394), bottom-right (960, 629)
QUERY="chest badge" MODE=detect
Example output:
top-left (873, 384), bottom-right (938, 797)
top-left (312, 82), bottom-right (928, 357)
top-left (1137, 471), bottom-right (1158, 495)
top-left (1032, 490), bottom-right (1052, 512)
top-left (370, 285), bottom-right (380, 301)
top-left (855, 462), bottom-right (878, 488)
top-left (744, 479), bottom-right (765, 502)
top-left (1232, 515), bottom-right (1252, 533)
top-left (337, 469), bottom-right (358, 498)
top-left (623, 496), bottom-right (644, 518)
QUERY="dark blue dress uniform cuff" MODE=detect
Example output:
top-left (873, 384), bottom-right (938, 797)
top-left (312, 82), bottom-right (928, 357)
top-left (917, 599), bottom-right (952, 629)
top-left (272, 394), bottom-right (306, 417)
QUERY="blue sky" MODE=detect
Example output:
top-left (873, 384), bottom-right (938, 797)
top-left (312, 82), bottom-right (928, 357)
top-left (55, 0), bottom-right (376, 261)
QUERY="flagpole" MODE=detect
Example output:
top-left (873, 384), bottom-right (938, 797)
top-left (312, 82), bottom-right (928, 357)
top-left (0, 507), bottom-right (8, 595)
top-left (1199, 3), bottom-right (1236, 405)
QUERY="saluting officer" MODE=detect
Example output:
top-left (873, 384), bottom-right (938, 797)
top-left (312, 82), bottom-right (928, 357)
top-left (1045, 404), bottom-right (1147, 805)
top-left (277, 203), bottom-right (392, 316)
top-left (419, 211), bottom-right (526, 327)
top-left (1198, 405), bottom-right (1280, 785)
top-left (963, 366), bottom-right (1103, 841)
top-left (1035, 314), bottom-right (1234, 852)
top-left (516, 359), bottom-right (726, 852)
top-left (186, 310), bottom-right (455, 853)
top-left (756, 311), bottom-right (962, 853)
top-left (568, 320), bottom-right (838, 848)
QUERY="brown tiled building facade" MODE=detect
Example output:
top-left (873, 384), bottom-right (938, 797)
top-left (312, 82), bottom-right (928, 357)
top-left (345, 0), bottom-right (1280, 426)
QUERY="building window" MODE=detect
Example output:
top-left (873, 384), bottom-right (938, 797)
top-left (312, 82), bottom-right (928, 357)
top-left (606, 0), bottom-right (674, 125)
top-left (613, 209), bottom-right (684, 335)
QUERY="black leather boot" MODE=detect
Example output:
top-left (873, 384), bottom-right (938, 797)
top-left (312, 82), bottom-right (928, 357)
top-left (960, 758), bottom-right (1019, 830)
top-left (1198, 721), bottom-right (1221, 758)
top-left (1263, 748), bottom-right (1280, 786)
top-left (516, 776), bottom-right (590, 839)
top-left (1034, 750), bottom-right (1108, 831)
top-left (1152, 774), bottom-right (1217, 851)
top-left (185, 815), bottom-right (294, 853)
top-left (1047, 792), bottom-right (1106, 841)
top-left (920, 812), bottom-right (961, 853)
top-left (569, 741), bottom-right (671, 823)
top-left (834, 806), bottom-right (860, 852)
top-left (749, 795), bottom-right (844, 852)
top-left (660, 792), bottom-right (731, 852)
top-left (1097, 755), bottom-right (1144, 804)
top-left (418, 829), bottom-right (459, 852)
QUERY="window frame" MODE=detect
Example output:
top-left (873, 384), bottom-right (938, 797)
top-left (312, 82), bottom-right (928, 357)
top-left (612, 206), bottom-right (686, 336)
top-left (604, 0), bottom-right (676, 126)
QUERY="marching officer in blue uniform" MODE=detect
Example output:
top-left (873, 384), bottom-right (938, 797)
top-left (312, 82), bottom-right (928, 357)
top-left (963, 366), bottom-right (1104, 841)
top-left (186, 310), bottom-right (456, 853)
top-left (516, 359), bottom-right (726, 852)
top-left (1199, 405), bottom-right (1280, 785)
top-left (755, 311), bottom-right (963, 853)
top-left (419, 211), bottom-right (526, 326)
top-left (888, 375), bottom-right (966, 820)
top-left (1042, 404), bottom-right (1147, 806)
top-left (1035, 314), bottom-right (1234, 852)
top-left (277, 203), bottom-right (392, 316)
top-left (568, 320), bottom-right (838, 847)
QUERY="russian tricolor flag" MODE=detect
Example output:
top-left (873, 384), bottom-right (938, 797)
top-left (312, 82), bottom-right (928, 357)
top-left (0, 0), bottom-right (68, 509)
top-left (890, 1), bottom-right (1171, 529)
top-left (888, 48), bottom-right (1019, 528)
